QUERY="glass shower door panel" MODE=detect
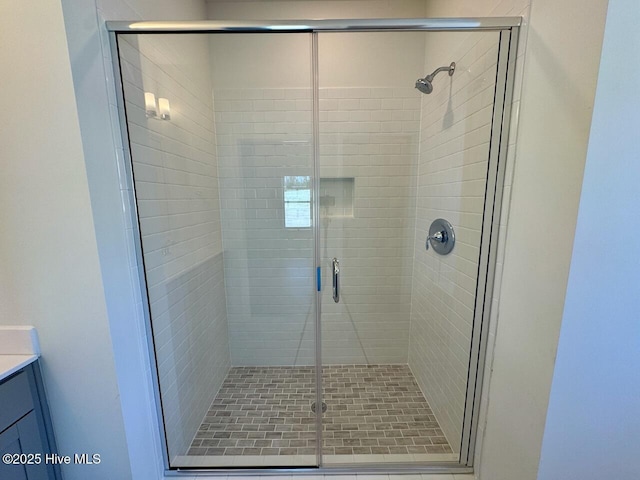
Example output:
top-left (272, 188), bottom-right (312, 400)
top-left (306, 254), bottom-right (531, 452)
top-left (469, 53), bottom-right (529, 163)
top-left (117, 32), bottom-right (317, 468)
top-left (317, 30), bottom-right (501, 465)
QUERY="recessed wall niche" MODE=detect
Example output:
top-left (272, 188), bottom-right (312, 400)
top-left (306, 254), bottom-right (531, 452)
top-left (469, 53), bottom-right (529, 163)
top-left (319, 177), bottom-right (355, 218)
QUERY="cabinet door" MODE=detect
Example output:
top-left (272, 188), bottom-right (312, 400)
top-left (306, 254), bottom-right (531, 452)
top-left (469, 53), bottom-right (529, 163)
top-left (17, 411), bottom-right (50, 480)
top-left (0, 411), bottom-right (50, 480)
top-left (0, 424), bottom-right (28, 480)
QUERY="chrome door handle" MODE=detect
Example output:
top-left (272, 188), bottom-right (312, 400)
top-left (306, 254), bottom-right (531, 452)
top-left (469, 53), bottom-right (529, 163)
top-left (332, 258), bottom-right (340, 303)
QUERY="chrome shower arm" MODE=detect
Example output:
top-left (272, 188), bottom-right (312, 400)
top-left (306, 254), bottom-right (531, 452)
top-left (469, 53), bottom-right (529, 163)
top-left (416, 62), bottom-right (456, 94)
top-left (425, 62), bottom-right (456, 81)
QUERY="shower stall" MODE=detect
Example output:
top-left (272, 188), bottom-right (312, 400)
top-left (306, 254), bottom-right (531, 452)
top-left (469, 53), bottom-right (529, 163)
top-left (108, 17), bottom-right (519, 473)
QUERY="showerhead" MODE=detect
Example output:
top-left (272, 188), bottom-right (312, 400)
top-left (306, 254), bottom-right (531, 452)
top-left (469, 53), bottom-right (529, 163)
top-left (415, 62), bottom-right (456, 94)
top-left (415, 78), bottom-right (433, 94)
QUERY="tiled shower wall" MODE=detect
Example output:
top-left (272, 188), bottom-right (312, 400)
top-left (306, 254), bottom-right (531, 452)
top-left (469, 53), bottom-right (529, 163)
top-left (118, 34), bottom-right (231, 459)
top-left (213, 87), bottom-right (316, 366)
top-left (214, 87), bottom-right (421, 365)
top-left (318, 87), bottom-right (420, 364)
top-left (407, 32), bottom-right (501, 452)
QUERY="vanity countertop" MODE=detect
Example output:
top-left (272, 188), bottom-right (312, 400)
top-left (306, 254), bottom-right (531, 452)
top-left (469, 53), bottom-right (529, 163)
top-left (0, 326), bottom-right (40, 382)
top-left (0, 354), bottom-right (39, 382)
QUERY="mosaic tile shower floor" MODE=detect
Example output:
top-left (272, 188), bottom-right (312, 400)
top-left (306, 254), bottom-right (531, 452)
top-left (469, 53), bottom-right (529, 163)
top-left (186, 364), bottom-right (453, 462)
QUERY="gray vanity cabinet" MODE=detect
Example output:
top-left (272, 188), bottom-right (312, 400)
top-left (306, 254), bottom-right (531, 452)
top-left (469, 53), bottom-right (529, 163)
top-left (0, 363), bottom-right (60, 480)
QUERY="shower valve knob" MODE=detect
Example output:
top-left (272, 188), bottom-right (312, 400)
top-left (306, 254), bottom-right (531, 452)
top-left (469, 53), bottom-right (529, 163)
top-left (425, 231), bottom-right (446, 250)
top-left (425, 219), bottom-right (455, 255)
top-left (428, 231), bottom-right (445, 244)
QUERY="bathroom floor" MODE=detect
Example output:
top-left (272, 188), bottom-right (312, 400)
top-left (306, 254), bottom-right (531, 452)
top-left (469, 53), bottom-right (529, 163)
top-left (187, 364), bottom-right (453, 461)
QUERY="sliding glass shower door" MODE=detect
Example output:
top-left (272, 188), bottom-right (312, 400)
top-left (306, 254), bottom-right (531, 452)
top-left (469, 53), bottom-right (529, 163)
top-left (316, 30), bottom-right (503, 466)
top-left (112, 20), bottom-right (517, 471)
top-left (116, 31), bottom-right (319, 468)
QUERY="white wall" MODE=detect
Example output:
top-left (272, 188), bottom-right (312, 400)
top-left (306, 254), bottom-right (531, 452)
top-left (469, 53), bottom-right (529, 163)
top-left (206, 0), bottom-right (427, 90)
top-left (537, 0), bottom-right (640, 478)
top-left (408, 30), bottom-right (501, 453)
top-left (207, 0), bottom-right (428, 20)
top-left (208, 30), bottom-right (426, 90)
top-left (0, 2), bottom-right (131, 479)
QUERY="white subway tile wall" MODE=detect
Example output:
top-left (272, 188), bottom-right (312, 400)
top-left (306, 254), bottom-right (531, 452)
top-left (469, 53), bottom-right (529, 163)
top-left (213, 86), bottom-right (421, 365)
top-left (213, 87), bottom-right (317, 366)
top-left (118, 34), bottom-right (231, 460)
top-left (407, 32), bottom-right (501, 453)
top-left (319, 87), bottom-right (421, 365)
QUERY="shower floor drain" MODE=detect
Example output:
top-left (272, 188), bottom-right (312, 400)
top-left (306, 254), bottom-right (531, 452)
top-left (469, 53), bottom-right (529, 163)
top-left (310, 401), bottom-right (327, 413)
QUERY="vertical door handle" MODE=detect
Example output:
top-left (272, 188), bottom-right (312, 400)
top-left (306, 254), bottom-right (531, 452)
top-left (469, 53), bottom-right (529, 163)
top-left (332, 258), bottom-right (340, 303)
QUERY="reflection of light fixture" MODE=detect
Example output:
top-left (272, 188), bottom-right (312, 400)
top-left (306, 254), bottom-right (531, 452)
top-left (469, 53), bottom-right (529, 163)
top-left (158, 98), bottom-right (171, 120)
top-left (144, 92), bottom-right (157, 118)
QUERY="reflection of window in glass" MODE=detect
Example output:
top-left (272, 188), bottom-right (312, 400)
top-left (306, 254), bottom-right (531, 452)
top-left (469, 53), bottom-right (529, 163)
top-left (284, 176), bottom-right (311, 228)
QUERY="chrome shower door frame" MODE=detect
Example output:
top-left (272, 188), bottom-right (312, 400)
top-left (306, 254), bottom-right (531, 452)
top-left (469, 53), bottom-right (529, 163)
top-left (107, 17), bottom-right (520, 476)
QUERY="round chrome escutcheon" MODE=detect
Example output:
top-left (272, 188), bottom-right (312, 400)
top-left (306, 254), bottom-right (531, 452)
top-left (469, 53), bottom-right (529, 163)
top-left (426, 218), bottom-right (455, 255)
